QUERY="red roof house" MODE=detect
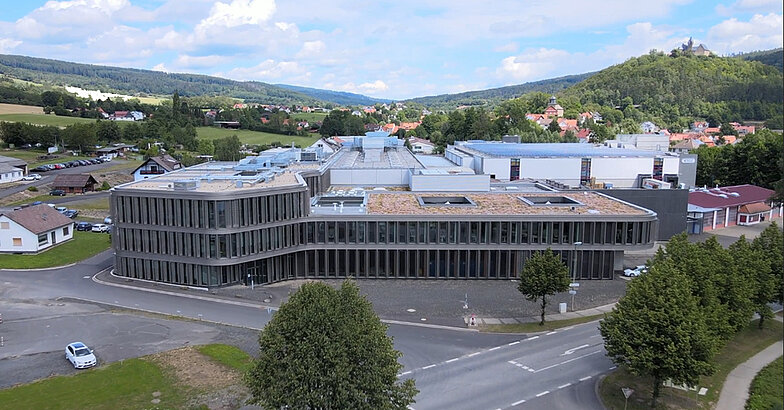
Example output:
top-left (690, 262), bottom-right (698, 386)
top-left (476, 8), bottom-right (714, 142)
top-left (687, 184), bottom-right (781, 233)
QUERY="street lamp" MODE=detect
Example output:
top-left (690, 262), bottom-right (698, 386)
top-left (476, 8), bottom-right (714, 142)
top-left (570, 241), bottom-right (582, 311)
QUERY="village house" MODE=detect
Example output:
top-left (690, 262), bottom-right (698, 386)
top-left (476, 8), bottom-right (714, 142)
top-left (407, 137), bottom-right (435, 154)
top-left (687, 185), bottom-right (782, 234)
top-left (132, 154), bottom-right (183, 181)
top-left (0, 205), bottom-right (75, 253)
top-left (52, 174), bottom-right (98, 193)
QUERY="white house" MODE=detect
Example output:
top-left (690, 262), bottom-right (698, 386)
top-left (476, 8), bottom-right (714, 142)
top-left (132, 154), bottom-right (182, 181)
top-left (0, 205), bottom-right (75, 253)
top-left (408, 137), bottom-right (435, 154)
top-left (0, 163), bottom-right (24, 183)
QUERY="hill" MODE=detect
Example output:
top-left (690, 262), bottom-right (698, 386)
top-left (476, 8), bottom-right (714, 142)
top-left (559, 51), bottom-right (783, 126)
top-left (0, 54), bottom-right (345, 106)
top-left (275, 84), bottom-right (392, 106)
top-left (735, 48), bottom-right (783, 72)
top-left (405, 72), bottom-right (593, 110)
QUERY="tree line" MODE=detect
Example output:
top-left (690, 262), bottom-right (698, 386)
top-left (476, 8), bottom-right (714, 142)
top-left (600, 225), bottom-right (784, 406)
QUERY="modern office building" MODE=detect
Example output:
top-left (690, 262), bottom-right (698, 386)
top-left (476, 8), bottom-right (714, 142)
top-left (110, 139), bottom-right (659, 288)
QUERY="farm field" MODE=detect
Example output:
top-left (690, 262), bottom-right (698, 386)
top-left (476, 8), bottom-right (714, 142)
top-left (0, 103), bottom-right (44, 115)
top-left (0, 113), bottom-right (97, 127)
top-left (288, 112), bottom-right (328, 122)
top-left (196, 126), bottom-right (320, 147)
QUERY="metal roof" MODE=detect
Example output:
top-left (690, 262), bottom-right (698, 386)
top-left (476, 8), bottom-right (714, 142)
top-left (458, 142), bottom-right (668, 158)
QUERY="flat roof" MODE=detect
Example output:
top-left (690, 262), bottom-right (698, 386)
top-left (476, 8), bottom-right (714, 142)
top-left (330, 147), bottom-right (423, 169)
top-left (457, 142), bottom-right (671, 158)
top-left (366, 192), bottom-right (649, 216)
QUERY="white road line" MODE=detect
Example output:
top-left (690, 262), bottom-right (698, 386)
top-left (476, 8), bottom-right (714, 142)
top-left (579, 376), bottom-right (592, 381)
top-left (445, 358), bottom-right (459, 363)
top-left (609, 365), bottom-right (617, 370)
top-left (508, 360), bottom-right (517, 364)
top-left (422, 364), bottom-right (436, 370)
top-left (489, 346), bottom-right (501, 351)
top-left (590, 334), bottom-right (600, 338)
top-left (508, 341), bottom-right (520, 346)
top-left (526, 336), bottom-right (539, 341)
top-left (558, 383), bottom-right (572, 389)
top-left (546, 331), bottom-right (557, 335)
top-left (535, 391), bottom-right (550, 397)
top-left (511, 399), bottom-right (526, 406)
top-left (468, 352), bottom-right (481, 357)
top-left (533, 350), bottom-right (602, 373)
top-left (562, 326), bottom-right (575, 330)
top-left (400, 371), bottom-right (412, 375)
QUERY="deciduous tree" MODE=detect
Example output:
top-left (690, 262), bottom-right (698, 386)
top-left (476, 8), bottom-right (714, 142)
top-left (518, 248), bottom-right (571, 325)
top-left (245, 281), bottom-right (418, 409)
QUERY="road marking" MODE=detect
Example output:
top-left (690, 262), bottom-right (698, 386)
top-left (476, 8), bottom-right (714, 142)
top-left (468, 352), bottom-right (481, 357)
top-left (546, 331), bottom-right (557, 335)
top-left (579, 376), bottom-right (592, 381)
top-left (533, 350), bottom-right (602, 373)
top-left (489, 346), bottom-right (501, 351)
top-left (590, 334), bottom-right (600, 338)
top-left (511, 399), bottom-right (526, 406)
top-left (508, 341), bottom-right (520, 346)
top-left (508, 360), bottom-right (517, 364)
top-left (82, 275), bottom-right (91, 279)
top-left (562, 344), bottom-right (591, 355)
top-left (558, 383), bottom-right (572, 389)
top-left (535, 391), bottom-right (550, 397)
top-left (609, 366), bottom-right (617, 370)
top-left (562, 326), bottom-right (575, 330)
top-left (400, 371), bottom-right (412, 375)
top-left (445, 358), bottom-right (458, 363)
top-left (526, 336), bottom-right (539, 341)
top-left (422, 364), bottom-right (436, 370)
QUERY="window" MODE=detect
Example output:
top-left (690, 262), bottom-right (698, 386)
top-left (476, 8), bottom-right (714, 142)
top-left (38, 233), bottom-right (48, 246)
top-left (0, 222), bottom-right (9, 229)
top-left (13, 237), bottom-right (22, 246)
top-left (63, 226), bottom-right (70, 236)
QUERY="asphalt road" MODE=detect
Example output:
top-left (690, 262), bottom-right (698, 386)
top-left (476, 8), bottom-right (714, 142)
top-left (0, 251), bottom-right (609, 409)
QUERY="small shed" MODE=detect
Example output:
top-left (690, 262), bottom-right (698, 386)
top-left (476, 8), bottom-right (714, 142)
top-left (52, 174), bottom-right (98, 193)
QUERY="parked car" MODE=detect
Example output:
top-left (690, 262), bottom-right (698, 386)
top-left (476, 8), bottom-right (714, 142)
top-left (49, 189), bottom-right (66, 196)
top-left (99, 156), bottom-right (112, 162)
top-left (63, 210), bottom-right (79, 218)
top-left (91, 223), bottom-right (109, 233)
top-left (22, 173), bottom-right (42, 181)
top-left (65, 342), bottom-right (97, 369)
top-left (32, 166), bottom-right (49, 172)
top-left (104, 216), bottom-right (112, 224)
top-left (32, 201), bottom-right (43, 205)
top-left (623, 265), bottom-right (649, 277)
top-left (76, 222), bottom-right (93, 231)
top-left (55, 206), bottom-right (67, 213)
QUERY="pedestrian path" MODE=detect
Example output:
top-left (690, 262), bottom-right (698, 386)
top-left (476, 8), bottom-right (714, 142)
top-left (466, 302), bottom-right (616, 326)
top-left (716, 316), bottom-right (784, 410)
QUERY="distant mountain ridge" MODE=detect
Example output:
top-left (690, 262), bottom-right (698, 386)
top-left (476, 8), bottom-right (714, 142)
top-left (734, 48), bottom-right (783, 72)
top-left (404, 73), bottom-right (594, 110)
top-left (275, 84), bottom-right (392, 106)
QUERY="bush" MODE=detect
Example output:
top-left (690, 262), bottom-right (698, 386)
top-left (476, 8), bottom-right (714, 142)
top-left (99, 181), bottom-right (111, 191)
top-left (27, 186), bottom-right (38, 192)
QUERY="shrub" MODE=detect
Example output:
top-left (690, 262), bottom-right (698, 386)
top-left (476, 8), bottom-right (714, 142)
top-left (27, 186), bottom-right (38, 192)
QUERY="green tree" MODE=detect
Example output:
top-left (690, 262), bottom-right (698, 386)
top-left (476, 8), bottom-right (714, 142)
top-left (752, 221), bottom-right (784, 309)
top-left (245, 281), bottom-right (418, 409)
top-left (518, 248), bottom-right (571, 325)
top-left (198, 139), bottom-right (215, 156)
top-left (214, 135), bottom-right (242, 161)
top-left (600, 262), bottom-right (716, 407)
top-left (547, 119), bottom-right (562, 134)
top-left (62, 123), bottom-right (97, 153)
top-left (96, 120), bottom-right (121, 142)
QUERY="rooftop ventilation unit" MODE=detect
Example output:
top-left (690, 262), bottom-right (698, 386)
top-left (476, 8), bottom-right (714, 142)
top-left (172, 179), bottom-right (200, 190)
top-left (518, 195), bottom-right (583, 207)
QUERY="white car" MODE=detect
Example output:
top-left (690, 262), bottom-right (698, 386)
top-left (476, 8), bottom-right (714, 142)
top-left (91, 223), bottom-right (109, 233)
top-left (22, 174), bottom-right (42, 181)
top-left (65, 342), bottom-right (97, 369)
top-left (623, 268), bottom-right (640, 277)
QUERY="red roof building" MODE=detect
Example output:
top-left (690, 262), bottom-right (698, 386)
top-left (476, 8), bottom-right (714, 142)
top-left (687, 184), bottom-right (782, 233)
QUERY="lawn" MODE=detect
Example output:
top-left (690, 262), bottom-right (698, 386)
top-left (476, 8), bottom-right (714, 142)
top-left (0, 113), bottom-right (98, 127)
top-left (599, 319), bottom-right (784, 409)
top-left (289, 112), bottom-right (328, 123)
top-left (746, 356), bottom-right (783, 410)
top-left (6, 193), bottom-right (77, 207)
top-left (196, 344), bottom-right (253, 372)
top-left (0, 358), bottom-right (186, 410)
top-left (0, 231), bottom-right (111, 269)
top-left (480, 313), bottom-right (604, 333)
top-left (196, 126), bottom-right (320, 147)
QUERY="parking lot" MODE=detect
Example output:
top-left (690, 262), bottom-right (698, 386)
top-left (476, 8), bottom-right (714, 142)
top-left (0, 298), bottom-right (256, 389)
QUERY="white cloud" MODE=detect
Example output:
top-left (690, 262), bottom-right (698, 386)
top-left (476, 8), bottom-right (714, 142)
top-left (707, 13), bottom-right (783, 54)
top-left (151, 63), bottom-right (169, 72)
top-left (197, 0), bottom-right (276, 31)
top-left (296, 40), bottom-right (326, 58)
top-left (493, 42), bottom-right (518, 53)
top-left (716, 0), bottom-right (783, 15)
top-left (0, 38), bottom-right (22, 53)
top-left (219, 59), bottom-right (307, 81)
top-left (175, 54), bottom-right (225, 68)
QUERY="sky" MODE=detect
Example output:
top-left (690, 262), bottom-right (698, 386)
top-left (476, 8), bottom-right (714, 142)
top-left (0, 0), bottom-right (782, 100)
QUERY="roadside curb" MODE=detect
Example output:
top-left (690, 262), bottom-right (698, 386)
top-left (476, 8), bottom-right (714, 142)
top-left (0, 262), bottom-right (78, 272)
top-left (381, 319), bottom-right (479, 332)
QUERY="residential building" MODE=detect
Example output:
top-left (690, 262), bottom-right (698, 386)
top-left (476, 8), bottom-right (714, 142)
top-left (687, 185), bottom-right (782, 234)
top-left (132, 155), bottom-right (183, 181)
top-left (0, 163), bottom-right (24, 183)
top-left (0, 154), bottom-right (28, 175)
top-left (671, 138), bottom-right (702, 154)
top-left (606, 134), bottom-right (670, 151)
top-left (0, 205), bottom-right (74, 253)
top-left (110, 139), bottom-right (658, 287)
top-left (52, 174), bottom-right (98, 193)
top-left (408, 137), bottom-right (435, 154)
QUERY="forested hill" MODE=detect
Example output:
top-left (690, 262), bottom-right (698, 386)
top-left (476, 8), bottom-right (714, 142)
top-left (275, 84), bottom-right (392, 106)
top-left (0, 54), bottom-right (331, 106)
top-left (559, 51), bottom-right (783, 127)
top-left (735, 48), bottom-right (783, 72)
top-left (405, 72), bottom-right (593, 110)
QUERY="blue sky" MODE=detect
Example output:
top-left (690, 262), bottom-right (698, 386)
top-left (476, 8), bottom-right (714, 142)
top-left (0, 0), bottom-right (782, 100)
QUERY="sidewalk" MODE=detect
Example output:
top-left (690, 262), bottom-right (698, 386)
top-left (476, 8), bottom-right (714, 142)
top-left (467, 302), bottom-right (616, 326)
top-left (716, 316), bottom-right (784, 410)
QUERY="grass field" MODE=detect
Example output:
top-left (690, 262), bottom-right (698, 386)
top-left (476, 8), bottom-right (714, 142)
top-left (289, 112), bottom-right (328, 122)
top-left (746, 356), bottom-right (783, 410)
top-left (0, 103), bottom-right (44, 115)
top-left (0, 113), bottom-right (98, 127)
top-left (196, 126), bottom-right (320, 147)
top-left (599, 319), bottom-right (784, 409)
top-left (0, 231), bottom-right (111, 269)
top-left (196, 344), bottom-right (253, 372)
